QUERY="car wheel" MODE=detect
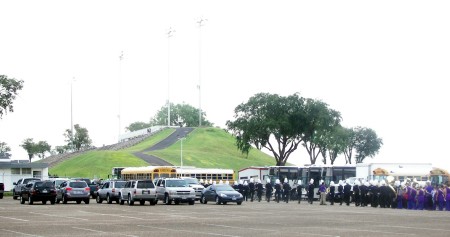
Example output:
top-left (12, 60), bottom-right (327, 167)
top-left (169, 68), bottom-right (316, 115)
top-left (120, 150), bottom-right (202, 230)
top-left (222, 202), bottom-right (227, 205)
top-left (62, 195), bottom-right (68, 204)
top-left (76, 200), bottom-right (82, 204)
top-left (201, 195), bottom-right (207, 204)
top-left (165, 194), bottom-right (172, 205)
top-left (237, 201), bottom-right (242, 205)
top-left (128, 195), bottom-right (134, 206)
top-left (20, 196), bottom-right (25, 204)
top-left (150, 200), bottom-right (157, 206)
top-left (119, 195), bottom-right (125, 205)
top-left (50, 199), bottom-right (55, 205)
top-left (85, 199), bottom-right (90, 204)
top-left (42, 200), bottom-right (47, 205)
top-left (107, 194), bottom-right (112, 204)
top-left (13, 191), bottom-right (18, 200)
top-left (96, 195), bottom-right (102, 203)
top-left (0, 194), bottom-right (3, 199)
top-left (28, 196), bottom-right (33, 205)
top-left (188, 200), bottom-right (195, 205)
top-left (55, 196), bottom-right (60, 204)
top-left (215, 196), bottom-right (221, 205)
top-left (140, 200), bottom-right (145, 205)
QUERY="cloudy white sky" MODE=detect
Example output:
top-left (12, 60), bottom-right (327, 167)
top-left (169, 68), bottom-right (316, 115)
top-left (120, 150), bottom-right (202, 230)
top-left (1, 1), bottom-right (449, 170)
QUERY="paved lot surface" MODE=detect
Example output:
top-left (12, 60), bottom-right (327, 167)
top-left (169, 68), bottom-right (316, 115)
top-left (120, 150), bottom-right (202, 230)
top-left (1, 196), bottom-right (449, 237)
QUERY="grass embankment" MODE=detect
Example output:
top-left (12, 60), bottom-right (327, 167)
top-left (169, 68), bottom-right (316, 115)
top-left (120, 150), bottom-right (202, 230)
top-left (49, 129), bottom-right (175, 178)
top-left (147, 127), bottom-right (275, 172)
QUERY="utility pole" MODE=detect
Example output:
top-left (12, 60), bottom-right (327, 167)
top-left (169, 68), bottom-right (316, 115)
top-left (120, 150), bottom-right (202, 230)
top-left (197, 18), bottom-right (207, 127)
top-left (118, 51), bottom-right (123, 141)
top-left (167, 28), bottom-right (175, 127)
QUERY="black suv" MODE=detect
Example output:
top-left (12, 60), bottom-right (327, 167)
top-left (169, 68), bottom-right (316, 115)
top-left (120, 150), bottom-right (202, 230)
top-left (20, 180), bottom-right (57, 205)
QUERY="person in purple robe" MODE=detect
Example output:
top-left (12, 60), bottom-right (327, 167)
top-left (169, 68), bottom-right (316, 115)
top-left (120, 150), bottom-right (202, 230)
top-left (445, 185), bottom-right (450, 211)
top-left (437, 185), bottom-right (445, 211)
top-left (416, 184), bottom-right (425, 210)
top-left (424, 181), bottom-right (433, 210)
top-left (407, 184), bottom-right (415, 210)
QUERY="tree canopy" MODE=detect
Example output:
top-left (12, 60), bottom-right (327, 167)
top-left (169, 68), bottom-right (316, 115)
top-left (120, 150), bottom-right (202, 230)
top-left (147, 103), bottom-right (213, 127)
top-left (227, 92), bottom-right (382, 166)
top-left (64, 124), bottom-right (92, 151)
top-left (0, 75), bottom-right (24, 119)
top-left (20, 138), bottom-right (52, 162)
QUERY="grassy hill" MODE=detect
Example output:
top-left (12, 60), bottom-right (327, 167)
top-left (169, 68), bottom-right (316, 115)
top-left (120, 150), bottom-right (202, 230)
top-left (49, 127), bottom-right (276, 179)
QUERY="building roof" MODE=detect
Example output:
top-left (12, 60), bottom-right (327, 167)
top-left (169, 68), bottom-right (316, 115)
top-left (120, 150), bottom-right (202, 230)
top-left (0, 162), bottom-right (48, 169)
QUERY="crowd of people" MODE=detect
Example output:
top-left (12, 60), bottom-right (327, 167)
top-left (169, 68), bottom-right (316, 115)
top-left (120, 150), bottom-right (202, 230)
top-left (199, 178), bottom-right (450, 211)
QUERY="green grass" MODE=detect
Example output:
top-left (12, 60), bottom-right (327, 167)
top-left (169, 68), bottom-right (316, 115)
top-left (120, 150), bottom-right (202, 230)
top-left (147, 127), bottom-right (276, 172)
top-left (50, 127), bottom-right (277, 179)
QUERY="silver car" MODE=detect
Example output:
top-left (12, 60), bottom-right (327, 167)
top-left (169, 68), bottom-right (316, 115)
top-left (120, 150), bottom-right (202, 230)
top-left (55, 180), bottom-right (90, 204)
top-left (96, 180), bottom-right (126, 204)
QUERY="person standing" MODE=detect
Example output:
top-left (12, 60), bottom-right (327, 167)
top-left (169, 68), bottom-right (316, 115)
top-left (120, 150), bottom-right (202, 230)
top-left (329, 181), bottom-right (336, 205)
top-left (437, 185), bottom-right (445, 211)
top-left (243, 181), bottom-right (249, 202)
top-left (282, 178), bottom-right (291, 203)
top-left (353, 180), bottom-right (361, 207)
top-left (338, 180), bottom-right (344, 205)
top-left (343, 179), bottom-right (352, 206)
top-left (274, 179), bottom-right (282, 203)
top-left (296, 180), bottom-right (304, 204)
top-left (307, 179), bottom-right (315, 204)
top-left (417, 184), bottom-right (425, 210)
top-left (248, 178), bottom-right (255, 202)
top-left (319, 181), bottom-right (327, 205)
top-left (445, 184), bottom-right (450, 211)
top-left (360, 181), bottom-right (368, 207)
top-left (265, 178), bottom-right (273, 202)
top-left (255, 179), bottom-right (264, 202)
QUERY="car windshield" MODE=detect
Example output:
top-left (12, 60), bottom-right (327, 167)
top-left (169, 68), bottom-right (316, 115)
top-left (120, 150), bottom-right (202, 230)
top-left (215, 185), bottom-right (235, 192)
top-left (137, 181), bottom-right (155, 189)
top-left (24, 179), bottom-right (39, 184)
top-left (35, 182), bottom-right (54, 188)
top-left (166, 180), bottom-right (188, 187)
top-left (69, 182), bottom-right (87, 188)
top-left (54, 180), bottom-right (67, 187)
top-left (115, 181), bottom-right (126, 188)
top-left (183, 178), bottom-right (199, 185)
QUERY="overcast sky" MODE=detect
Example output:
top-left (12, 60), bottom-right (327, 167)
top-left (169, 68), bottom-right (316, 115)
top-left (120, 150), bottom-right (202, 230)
top-left (1, 1), bottom-right (449, 170)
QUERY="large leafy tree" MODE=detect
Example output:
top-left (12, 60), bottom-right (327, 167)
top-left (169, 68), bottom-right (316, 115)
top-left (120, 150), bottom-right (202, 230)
top-left (0, 75), bottom-right (24, 119)
top-left (227, 93), bottom-right (307, 166)
top-left (301, 99), bottom-right (342, 164)
top-left (35, 141), bottom-right (51, 159)
top-left (343, 127), bottom-right (357, 164)
top-left (325, 126), bottom-right (352, 165)
top-left (0, 141), bottom-right (11, 159)
top-left (354, 127), bottom-right (383, 163)
top-left (64, 124), bottom-right (92, 151)
top-left (20, 138), bottom-right (37, 162)
top-left (126, 121), bottom-right (151, 132)
top-left (150, 103), bottom-right (213, 127)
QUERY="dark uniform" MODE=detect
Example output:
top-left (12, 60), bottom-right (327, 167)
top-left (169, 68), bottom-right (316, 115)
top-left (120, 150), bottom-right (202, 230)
top-left (343, 182), bottom-right (352, 206)
top-left (353, 183), bottom-right (360, 206)
top-left (307, 182), bottom-right (315, 204)
top-left (265, 182), bottom-right (273, 202)
top-left (329, 183), bottom-right (335, 205)
top-left (282, 181), bottom-right (291, 203)
top-left (274, 182), bottom-right (282, 203)
top-left (248, 181), bottom-right (255, 202)
top-left (243, 183), bottom-right (249, 201)
top-left (360, 183), bottom-right (368, 207)
top-left (296, 183), bottom-right (304, 204)
top-left (256, 182), bottom-right (264, 202)
top-left (338, 183), bottom-right (344, 205)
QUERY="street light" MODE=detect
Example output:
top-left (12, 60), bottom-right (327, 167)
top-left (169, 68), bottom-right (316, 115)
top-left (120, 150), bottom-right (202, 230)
top-left (167, 28), bottom-right (175, 127)
top-left (197, 17), bottom-right (207, 127)
top-left (70, 77), bottom-right (76, 151)
top-left (118, 51), bottom-right (123, 141)
top-left (179, 137), bottom-right (186, 173)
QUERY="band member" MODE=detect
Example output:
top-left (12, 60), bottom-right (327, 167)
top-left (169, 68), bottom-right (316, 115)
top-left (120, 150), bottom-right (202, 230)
top-left (360, 181), bottom-right (368, 207)
top-left (265, 178), bottom-right (273, 202)
top-left (274, 179), bottom-right (282, 203)
top-left (248, 178), bottom-right (255, 202)
top-left (255, 179), bottom-right (264, 202)
top-left (437, 185), bottom-right (445, 211)
top-left (308, 179), bottom-right (315, 204)
top-left (329, 181), bottom-right (335, 205)
top-left (343, 179), bottom-right (352, 206)
top-left (282, 178), bottom-right (291, 203)
top-left (424, 181), bottom-right (433, 210)
top-left (338, 180), bottom-right (344, 205)
top-left (417, 184), bottom-right (425, 210)
top-left (319, 181), bottom-right (327, 205)
top-left (353, 180), bottom-right (361, 207)
top-left (296, 180), bottom-right (304, 204)
top-left (446, 185), bottom-right (450, 211)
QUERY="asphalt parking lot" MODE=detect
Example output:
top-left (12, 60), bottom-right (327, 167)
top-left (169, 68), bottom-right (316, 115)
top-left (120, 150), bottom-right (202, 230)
top-left (1, 197), bottom-right (449, 237)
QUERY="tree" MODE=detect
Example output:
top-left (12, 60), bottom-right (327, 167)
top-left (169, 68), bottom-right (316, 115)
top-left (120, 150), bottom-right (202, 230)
top-left (227, 93), bottom-right (307, 166)
top-left (342, 127), bottom-right (357, 164)
top-left (0, 141), bottom-right (11, 159)
top-left (150, 103), bottom-right (213, 127)
top-left (35, 141), bottom-right (51, 159)
top-left (300, 99), bottom-right (342, 164)
top-left (354, 127), bottom-right (383, 163)
top-left (64, 124), bottom-right (92, 151)
top-left (126, 121), bottom-right (151, 132)
top-left (20, 138), bottom-right (37, 162)
top-left (0, 75), bottom-right (24, 119)
top-left (324, 126), bottom-right (351, 165)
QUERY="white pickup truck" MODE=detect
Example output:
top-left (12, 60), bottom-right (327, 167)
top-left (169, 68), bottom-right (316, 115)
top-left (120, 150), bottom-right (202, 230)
top-left (119, 179), bottom-right (157, 206)
top-left (155, 178), bottom-right (196, 205)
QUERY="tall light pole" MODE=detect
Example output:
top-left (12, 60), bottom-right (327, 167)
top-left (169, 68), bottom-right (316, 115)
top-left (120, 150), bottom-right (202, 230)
top-left (70, 77), bottom-right (76, 151)
top-left (167, 28), bottom-right (175, 127)
top-left (118, 51), bottom-right (123, 141)
top-left (180, 137), bottom-right (186, 173)
top-left (197, 18), bottom-right (207, 127)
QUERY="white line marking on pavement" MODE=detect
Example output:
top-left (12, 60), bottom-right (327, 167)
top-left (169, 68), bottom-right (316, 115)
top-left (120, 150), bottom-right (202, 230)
top-left (137, 225), bottom-right (241, 237)
top-left (204, 224), bottom-right (338, 237)
top-left (301, 226), bottom-right (416, 236)
top-left (377, 225), bottom-right (450, 232)
top-left (0, 229), bottom-right (42, 237)
top-left (72, 227), bottom-right (139, 237)
top-left (0, 216), bottom-right (29, 221)
top-left (29, 212), bottom-right (89, 221)
top-left (79, 210), bottom-right (150, 221)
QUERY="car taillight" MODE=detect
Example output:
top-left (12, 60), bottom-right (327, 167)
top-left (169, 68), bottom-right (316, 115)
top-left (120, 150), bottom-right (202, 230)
top-left (66, 187), bottom-right (73, 191)
top-left (85, 187), bottom-right (90, 191)
top-left (112, 188), bottom-right (115, 193)
top-left (31, 189), bottom-right (37, 195)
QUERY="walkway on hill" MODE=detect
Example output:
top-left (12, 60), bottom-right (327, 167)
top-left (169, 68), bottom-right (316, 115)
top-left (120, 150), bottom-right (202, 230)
top-left (133, 127), bottom-right (194, 166)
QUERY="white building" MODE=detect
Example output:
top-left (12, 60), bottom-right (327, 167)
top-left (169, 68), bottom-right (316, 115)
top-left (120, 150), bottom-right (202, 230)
top-left (238, 166), bottom-right (269, 183)
top-left (356, 162), bottom-right (432, 182)
top-left (0, 159), bottom-right (49, 191)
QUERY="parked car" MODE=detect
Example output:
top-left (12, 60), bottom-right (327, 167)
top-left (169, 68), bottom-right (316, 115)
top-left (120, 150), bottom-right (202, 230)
top-left (96, 180), bottom-right (126, 204)
top-left (0, 182), bottom-right (4, 199)
top-left (20, 180), bottom-right (57, 205)
top-left (70, 178), bottom-right (99, 199)
top-left (201, 184), bottom-right (243, 205)
top-left (179, 177), bottom-right (204, 201)
top-left (118, 179), bottom-right (157, 206)
top-left (12, 178), bottom-right (41, 200)
top-left (155, 178), bottom-right (196, 205)
top-left (55, 180), bottom-right (90, 204)
top-left (50, 178), bottom-right (69, 189)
